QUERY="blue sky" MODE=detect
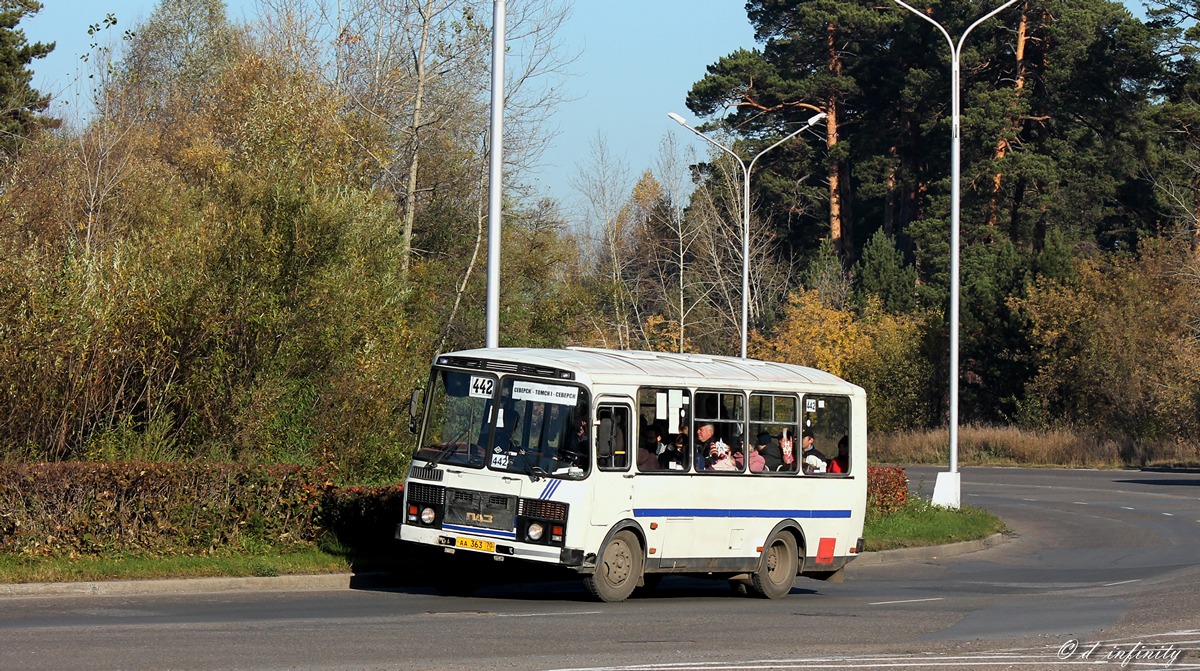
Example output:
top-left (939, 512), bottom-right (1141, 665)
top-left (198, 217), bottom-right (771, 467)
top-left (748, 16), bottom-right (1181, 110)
top-left (22, 1), bottom-right (755, 214)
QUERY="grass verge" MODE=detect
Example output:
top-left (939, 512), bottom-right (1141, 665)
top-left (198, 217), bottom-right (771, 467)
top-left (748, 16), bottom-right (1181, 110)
top-left (864, 497), bottom-right (1007, 552)
top-left (0, 502), bottom-right (1009, 583)
top-left (0, 548), bottom-right (353, 584)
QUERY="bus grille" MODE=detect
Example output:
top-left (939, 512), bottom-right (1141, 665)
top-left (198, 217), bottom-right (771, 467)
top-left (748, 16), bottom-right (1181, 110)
top-left (518, 498), bottom-right (568, 521)
top-left (408, 465), bottom-right (443, 482)
top-left (406, 482), bottom-right (445, 505)
top-left (444, 489), bottom-right (515, 531)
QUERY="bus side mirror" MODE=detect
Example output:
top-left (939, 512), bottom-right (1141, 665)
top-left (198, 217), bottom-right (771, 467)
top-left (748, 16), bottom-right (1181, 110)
top-left (407, 388), bottom-right (424, 434)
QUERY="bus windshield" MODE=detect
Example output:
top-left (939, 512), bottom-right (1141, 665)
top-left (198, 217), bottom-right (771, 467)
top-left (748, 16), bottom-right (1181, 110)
top-left (415, 370), bottom-right (590, 479)
top-left (491, 378), bottom-right (590, 479)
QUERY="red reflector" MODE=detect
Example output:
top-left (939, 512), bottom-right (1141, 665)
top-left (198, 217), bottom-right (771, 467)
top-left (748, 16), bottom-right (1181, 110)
top-left (552, 525), bottom-right (564, 535)
top-left (408, 505), bottom-right (418, 515)
top-left (816, 537), bottom-right (836, 565)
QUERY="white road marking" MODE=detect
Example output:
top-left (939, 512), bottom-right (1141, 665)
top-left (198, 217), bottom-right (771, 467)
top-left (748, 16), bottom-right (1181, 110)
top-left (1073, 501), bottom-right (1088, 505)
top-left (1122, 506), bottom-right (1135, 510)
top-left (496, 610), bottom-right (601, 618)
top-left (1163, 512), bottom-right (1174, 516)
top-left (868, 597), bottom-right (944, 605)
top-left (545, 629), bottom-right (1200, 671)
top-left (548, 653), bottom-right (1200, 671)
top-left (1102, 579), bottom-right (1141, 587)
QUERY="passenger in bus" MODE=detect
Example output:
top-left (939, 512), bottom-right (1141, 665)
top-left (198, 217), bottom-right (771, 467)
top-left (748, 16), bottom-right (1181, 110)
top-left (658, 433), bottom-right (687, 470)
top-left (801, 429), bottom-right (829, 474)
top-left (708, 439), bottom-right (738, 471)
top-left (651, 422), bottom-right (670, 457)
top-left (559, 417), bottom-right (589, 467)
top-left (637, 435), bottom-right (661, 471)
top-left (694, 423), bottom-right (718, 471)
top-left (829, 436), bottom-right (849, 474)
top-left (493, 406), bottom-right (520, 452)
top-left (763, 429), bottom-right (796, 471)
top-left (746, 432), bottom-right (770, 472)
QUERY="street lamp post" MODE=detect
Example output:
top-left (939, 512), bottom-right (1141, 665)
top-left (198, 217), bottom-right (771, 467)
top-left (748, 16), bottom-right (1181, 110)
top-left (892, 0), bottom-right (1017, 509)
top-left (484, 0), bottom-right (506, 349)
top-left (668, 111), bottom-right (827, 359)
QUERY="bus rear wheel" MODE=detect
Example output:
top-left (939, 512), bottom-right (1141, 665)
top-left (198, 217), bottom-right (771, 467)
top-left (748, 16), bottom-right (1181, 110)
top-left (751, 532), bottom-right (798, 599)
top-left (584, 530), bottom-right (643, 603)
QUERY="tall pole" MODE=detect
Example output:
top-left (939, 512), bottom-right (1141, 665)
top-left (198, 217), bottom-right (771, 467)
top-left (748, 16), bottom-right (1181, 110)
top-left (668, 112), bottom-right (827, 359)
top-left (484, 0), bottom-right (506, 349)
top-left (893, 0), bottom-right (1016, 508)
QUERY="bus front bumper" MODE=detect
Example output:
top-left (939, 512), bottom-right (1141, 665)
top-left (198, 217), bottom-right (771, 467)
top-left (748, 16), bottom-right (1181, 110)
top-left (397, 522), bottom-right (584, 567)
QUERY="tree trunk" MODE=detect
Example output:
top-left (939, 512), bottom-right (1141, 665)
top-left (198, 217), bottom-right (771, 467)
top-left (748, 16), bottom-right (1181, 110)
top-left (986, 3), bottom-right (1029, 232)
top-left (400, 0), bottom-right (435, 279)
top-left (884, 147), bottom-right (898, 238)
top-left (826, 22), bottom-right (845, 260)
top-left (1192, 170), bottom-right (1200, 257)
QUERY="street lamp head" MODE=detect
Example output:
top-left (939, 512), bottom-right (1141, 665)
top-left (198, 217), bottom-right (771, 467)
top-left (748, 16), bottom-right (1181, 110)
top-left (667, 112), bottom-right (688, 126)
top-left (807, 112), bottom-right (827, 126)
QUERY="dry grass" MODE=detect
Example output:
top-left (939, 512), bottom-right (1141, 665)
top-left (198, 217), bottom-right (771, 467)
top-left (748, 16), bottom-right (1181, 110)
top-left (870, 425), bottom-right (1200, 468)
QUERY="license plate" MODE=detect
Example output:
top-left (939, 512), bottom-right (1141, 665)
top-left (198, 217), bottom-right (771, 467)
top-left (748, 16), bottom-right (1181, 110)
top-left (455, 537), bottom-right (496, 553)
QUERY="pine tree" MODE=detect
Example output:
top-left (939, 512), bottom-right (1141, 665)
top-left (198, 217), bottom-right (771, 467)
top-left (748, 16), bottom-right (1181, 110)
top-left (853, 229), bottom-right (917, 314)
top-left (686, 1), bottom-right (899, 261)
top-left (0, 0), bottom-right (56, 154)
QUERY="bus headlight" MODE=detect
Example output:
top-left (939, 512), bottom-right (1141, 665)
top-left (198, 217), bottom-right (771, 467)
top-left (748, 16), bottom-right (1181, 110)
top-left (527, 522), bottom-right (545, 541)
top-left (420, 507), bottom-right (437, 524)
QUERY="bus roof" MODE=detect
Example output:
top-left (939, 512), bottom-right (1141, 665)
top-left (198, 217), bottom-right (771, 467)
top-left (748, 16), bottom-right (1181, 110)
top-left (436, 347), bottom-right (863, 395)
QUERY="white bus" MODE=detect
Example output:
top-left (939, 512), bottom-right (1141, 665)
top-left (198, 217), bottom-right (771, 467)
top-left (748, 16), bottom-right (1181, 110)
top-left (397, 347), bottom-right (867, 602)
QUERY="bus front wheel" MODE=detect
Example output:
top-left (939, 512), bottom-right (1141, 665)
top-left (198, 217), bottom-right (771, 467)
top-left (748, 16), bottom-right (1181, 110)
top-left (751, 532), bottom-right (798, 599)
top-left (584, 530), bottom-right (643, 603)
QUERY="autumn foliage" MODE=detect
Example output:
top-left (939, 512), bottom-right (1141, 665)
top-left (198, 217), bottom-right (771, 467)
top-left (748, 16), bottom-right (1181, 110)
top-left (750, 290), bottom-right (934, 432)
top-left (0, 463), bottom-right (329, 557)
top-left (1015, 241), bottom-right (1200, 451)
top-left (866, 466), bottom-right (908, 516)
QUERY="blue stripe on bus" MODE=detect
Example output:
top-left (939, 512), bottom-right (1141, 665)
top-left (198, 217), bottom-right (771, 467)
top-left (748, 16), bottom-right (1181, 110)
top-left (633, 508), bottom-right (852, 519)
top-left (540, 479), bottom-right (561, 499)
top-left (443, 524), bottom-right (517, 539)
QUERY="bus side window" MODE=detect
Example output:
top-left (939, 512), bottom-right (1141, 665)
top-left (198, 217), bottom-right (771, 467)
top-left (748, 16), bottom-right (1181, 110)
top-left (693, 391), bottom-right (745, 473)
top-left (802, 395), bottom-right (852, 475)
top-left (749, 392), bottom-right (799, 474)
top-left (597, 405), bottom-right (630, 471)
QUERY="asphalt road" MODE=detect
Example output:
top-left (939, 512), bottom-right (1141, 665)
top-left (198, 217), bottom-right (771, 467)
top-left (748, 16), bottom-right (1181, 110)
top-left (2, 467), bottom-right (1199, 671)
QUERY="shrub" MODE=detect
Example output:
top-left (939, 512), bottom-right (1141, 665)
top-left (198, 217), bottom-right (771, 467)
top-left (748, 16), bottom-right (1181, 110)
top-left (0, 462), bottom-right (328, 557)
top-left (317, 485), bottom-right (406, 555)
top-left (867, 466), bottom-right (908, 516)
top-left (750, 290), bottom-right (936, 432)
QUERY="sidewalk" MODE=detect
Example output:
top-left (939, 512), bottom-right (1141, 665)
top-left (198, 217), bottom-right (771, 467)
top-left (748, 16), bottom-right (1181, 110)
top-left (0, 534), bottom-right (1009, 598)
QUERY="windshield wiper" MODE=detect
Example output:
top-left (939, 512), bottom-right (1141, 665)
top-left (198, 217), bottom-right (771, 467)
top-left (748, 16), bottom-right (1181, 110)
top-left (510, 450), bottom-right (545, 482)
top-left (416, 442), bottom-right (459, 467)
top-left (418, 426), bottom-right (479, 468)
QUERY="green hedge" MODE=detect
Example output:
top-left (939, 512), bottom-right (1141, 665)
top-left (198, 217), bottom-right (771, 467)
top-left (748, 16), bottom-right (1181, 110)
top-left (0, 463), bottom-right (329, 557)
top-left (316, 484), bottom-right (406, 555)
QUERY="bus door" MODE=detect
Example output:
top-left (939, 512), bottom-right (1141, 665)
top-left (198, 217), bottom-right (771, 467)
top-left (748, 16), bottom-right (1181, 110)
top-left (633, 387), bottom-right (693, 565)
top-left (590, 401), bottom-right (633, 526)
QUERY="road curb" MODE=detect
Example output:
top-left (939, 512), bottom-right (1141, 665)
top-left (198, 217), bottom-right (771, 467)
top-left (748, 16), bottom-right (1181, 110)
top-left (853, 532), bottom-right (1010, 565)
top-left (0, 572), bottom-right (359, 598)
